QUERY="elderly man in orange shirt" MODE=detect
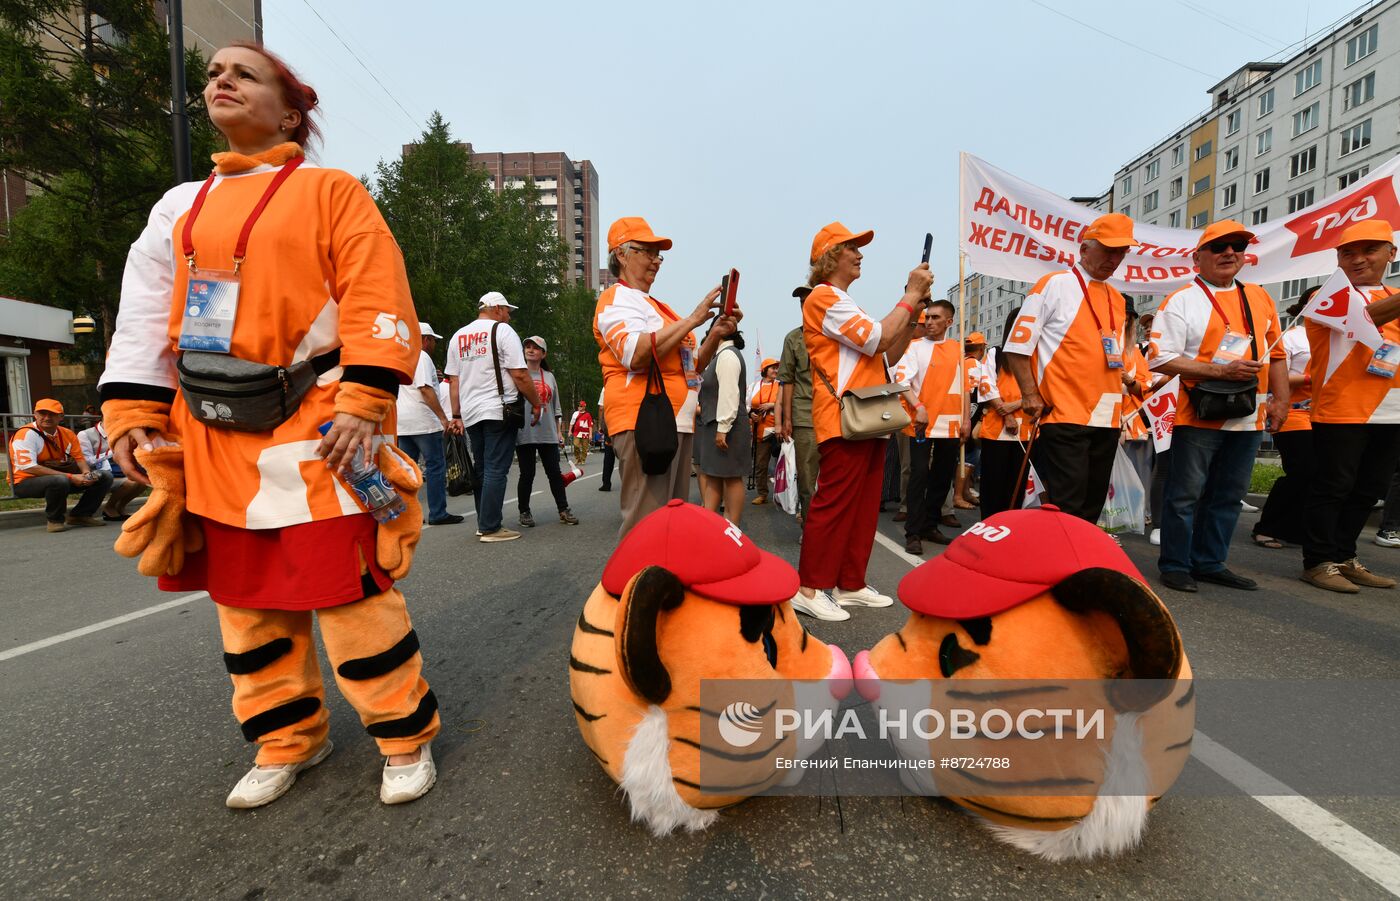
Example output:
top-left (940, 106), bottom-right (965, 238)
top-left (8, 398), bottom-right (113, 532)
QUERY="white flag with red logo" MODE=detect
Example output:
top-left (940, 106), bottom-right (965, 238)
top-left (1022, 463), bottom-right (1046, 509)
top-left (1302, 268), bottom-right (1385, 350)
top-left (1142, 376), bottom-right (1180, 453)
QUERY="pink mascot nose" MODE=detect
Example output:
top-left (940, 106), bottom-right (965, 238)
top-left (853, 650), bottom-right (880, 701)
top-left (825, 643), bottom-right (852, 699)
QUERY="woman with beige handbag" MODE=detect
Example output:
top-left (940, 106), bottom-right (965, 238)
top-left (791, 222), bottom-right (932, 622)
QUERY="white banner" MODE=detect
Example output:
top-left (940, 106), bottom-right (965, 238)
top-left (959, 152), bottom-right (1400, 295)
top-left (1142, 376), bottom-right (1180, 452)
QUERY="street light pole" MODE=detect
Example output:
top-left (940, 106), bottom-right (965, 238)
top-left (168, 0), bottom-right (191, 184)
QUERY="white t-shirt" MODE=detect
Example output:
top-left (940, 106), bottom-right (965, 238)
top-left (444, 319), bottom-right (527, 427)
top-left (397, 350), bottom-right (443, 436)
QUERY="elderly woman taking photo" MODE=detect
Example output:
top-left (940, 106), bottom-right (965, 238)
top-left (593, 217), bottom-right (737, 537)
top-left (99, 42), bottom-right (439, 810)
top-left (792, 222), bottom-right (933, 621)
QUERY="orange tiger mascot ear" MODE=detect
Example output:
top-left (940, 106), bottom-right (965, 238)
top-left (855, 506), bottom-right (1194, 861)
top-left (570, 501), bottom-right (852, 835)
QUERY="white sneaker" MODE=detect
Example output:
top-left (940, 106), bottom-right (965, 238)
top-left (831, 585), bottom-right (894, 608)
top-left (1149, 528), bottom-right (1161, 547)
top-left (1240, 500), bottom-right (1260, 512)
top-left (479, 528), bottom-right (521, 543)
top-left (790, 589), bottom-right (850, 622)
top-left (381, 743), bottom-right (437, 804)
top-left (1374, 529), bottom-right (1400, 548)
top-left (226, 739), bottom-right (333, 809)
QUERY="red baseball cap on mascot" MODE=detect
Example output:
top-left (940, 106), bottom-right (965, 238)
top-left (899, 506), bottom-right (1143, 618)
top-left (602, 500), bottom-right (798, 604)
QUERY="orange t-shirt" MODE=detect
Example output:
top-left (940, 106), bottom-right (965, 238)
top-left (1307, 287), bottom-right (1400, 424)
top-left (1278, 325), bottom-right (1313, 433)
top-left (893, 338), bottom-right (969, 439)
top-left (1149, 279), bottom-right (1284, 432)
top-left (1120, 344), bottom-right (1153, 441)
top-left (7, 424), bottom-right (82, 484)
top-left (749, 379), bottom-right (780, 436)
top-left (976, 348), bottom-right (1032, 442)
top-left (593, 283), bottom-right (698, 435)
top-left (1002, 267), bottom-right (1127, 428)
top-left (99, 146), bottom-right (419, 529)
top-left (804, 284), bottom-right (887, 444)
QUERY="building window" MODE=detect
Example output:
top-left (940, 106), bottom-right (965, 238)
top-left (1143, 190), bottom-right (1159, 213)
top-left (1256, 128), bottom-right (1272, 156)
top-left (1294, 59), bottom-right (1322, 96)
top-left (1169, 176), bottom-right (1183, 200)
top-left (1346, 24), bottom-right (1378, 66)
top-left (1251, 207), bottom-right (1269, 225)
top-left (1341, 119), bottom-right (1372, 156)
top-left (1121, 203), bottom-right (1131, 217)
top-left (1338, 166), bottom-right (1370, 190)
top-left (1221, 183), bottom-right (1238, 208)
top-left (1390, 260), bottom-right (1400, 279)
top-left (1194, 140), bottom-right (1213, 161)
top-left (1292, 103), bottom-right (1319, 137)
top-left (1289, 145), bottom-right (1317, 178)
top-left (1192, 175), bottom-right (1211, 195)
top-left (1172, 144), bottom-right (1185, 166)
top-left (1344, 72), bottom-right (1376, 110)
top-left (1281, 278), bottom-right (1315, 299)
top-left (1257, 88), bottom-right (1274, 117)
top-left (1169, 209), bottom-right (1182, 228)
top-left (1120, 174), bottom-right (1132, 194)
top-left (1191, 210), bottom-right (1209, 228)
top-left (1146, 159), bottom-right (1160, 182)
top-left (1288, 188), bottom-right (1316, 213)
top-left (1254, 168), bottom-right (1270, 194)
top-left (1225, 109), bottom-right (1241, 136)
top-left (1223, 146), bottom-right (1240, 172)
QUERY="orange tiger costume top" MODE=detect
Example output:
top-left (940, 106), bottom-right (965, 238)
top-left (570, 501), bottom-right (851, 834)
top-left (854, 506), bottom-right (1193, 861)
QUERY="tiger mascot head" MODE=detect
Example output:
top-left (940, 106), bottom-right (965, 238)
top-left (571, 501), bottom-right (851, 836)
top-left (854, 506), bottom-right (1194, 861)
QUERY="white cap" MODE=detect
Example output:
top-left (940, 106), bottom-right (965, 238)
top-left (419, 322), bottom-right (443, 339)
top-left (524, 335), bottom-right (547, 352)
top-left (479, 291), bottom-right (518, 309)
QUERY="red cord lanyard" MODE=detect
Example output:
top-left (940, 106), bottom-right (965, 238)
top-left (1071, 266), bottom-right (1117, 333)
top-left (1194, 277), bottom-right (1252, 338)
top-left (1072, 266), bottom-right (1122, 368)
top-left (181, 155), bottom-right (304, 274)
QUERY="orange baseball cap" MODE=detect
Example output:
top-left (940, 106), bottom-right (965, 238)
top-left (34, 398), bottom-right (63, 414)
top-left (760, 358), bottom-right (779, 372)
top-left (965, 331), bottom-right (987, 344)
top-left (1080, 213), bottom-right (1139, 248)
top-left (1335, 219), bottom-right (1397, 248)
top-left (1195, 219), bottom-right (1256, 250)
top-left (810, 221), bottom-right (874, 263)
top-left (608, 216), bottom-right (672, 252)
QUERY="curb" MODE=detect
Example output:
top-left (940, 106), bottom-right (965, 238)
top-left (0, 495), bottom-right (149, 532)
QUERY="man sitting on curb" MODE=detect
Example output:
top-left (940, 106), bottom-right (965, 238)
top-left (7, 398), bottom-right (113, 532)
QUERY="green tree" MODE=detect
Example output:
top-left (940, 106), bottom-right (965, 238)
top-left (0, 0), bottom-right (219, 353)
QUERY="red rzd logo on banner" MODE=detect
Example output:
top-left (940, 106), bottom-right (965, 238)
top-left (1285, 180), bottom-right (1400, 258)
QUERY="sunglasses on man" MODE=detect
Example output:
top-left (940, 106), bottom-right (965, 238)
top-left (1203, 238), bottom-right (1250, 254)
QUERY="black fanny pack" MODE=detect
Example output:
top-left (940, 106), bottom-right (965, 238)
top-left (177, 348), bottom-right (341, 432)
top-left (1187, 378), bottom-right (1259, 421)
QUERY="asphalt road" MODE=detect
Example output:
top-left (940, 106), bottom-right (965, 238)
top-left (1, 463), bottom-right (1397, 900)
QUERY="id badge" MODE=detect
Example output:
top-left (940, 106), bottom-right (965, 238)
top-left (1367, 341), bottom-right (1400, 378)
top-left (178, 268), bottom-right (240, 353)
top-left (679, 344), bottom-right (701, 389)
top-left (1100, 330), bottom-right (1123, 369)
top-left (1211, 331), bottom-right (1251, 365)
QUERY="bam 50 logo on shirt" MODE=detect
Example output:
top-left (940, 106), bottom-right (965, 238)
top-left (372, 312), bottom-right (413, 349)
top-left (1286, 179), bottom-right (1400, 257)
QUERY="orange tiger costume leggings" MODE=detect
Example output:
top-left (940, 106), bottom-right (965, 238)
top-left (216, 587), bottom-right (440, 766)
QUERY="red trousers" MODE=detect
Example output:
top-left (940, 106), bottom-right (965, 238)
top-left (798, 437), bottom-right (886, 590)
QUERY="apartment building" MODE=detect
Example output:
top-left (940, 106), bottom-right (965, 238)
top-left (464, 147), bottom-right (601, 290)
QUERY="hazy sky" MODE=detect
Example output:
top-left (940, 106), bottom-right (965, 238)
top-left (263, 0), bottom-right (1362, 356)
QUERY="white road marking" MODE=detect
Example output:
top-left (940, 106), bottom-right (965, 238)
top-left (0, 592), bottom-right (210, 662)
top-left (871, 524), bottom-right (1400, 895)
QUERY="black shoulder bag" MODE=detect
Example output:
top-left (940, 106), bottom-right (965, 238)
top-left (634, 333), bottom-right (679, 474)
top-left (491, 322), bottom-right (527, 430)
top-left (1187, 282), bottom-right (1260, 421)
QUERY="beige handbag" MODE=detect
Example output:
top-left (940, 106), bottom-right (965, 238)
top-left (813, 360), bottom-right (911, 441)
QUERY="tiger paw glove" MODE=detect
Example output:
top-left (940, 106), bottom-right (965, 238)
top-left (334, 383), bottom-right (395, 423)
top-left (375, 442), bottom-right (423, 580)
top-left (113, 445), bottom-right (203, 577)
top-left (101, 399), bottom-right (172, 444)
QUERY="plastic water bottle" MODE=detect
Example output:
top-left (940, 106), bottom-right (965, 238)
top-left (318, 423), bottom-right (405, 523)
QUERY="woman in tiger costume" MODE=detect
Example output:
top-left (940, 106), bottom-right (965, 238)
top-left (854, 505), bottom-right (1194, 861)
top-left (570, 500), bottom-right (852, 834)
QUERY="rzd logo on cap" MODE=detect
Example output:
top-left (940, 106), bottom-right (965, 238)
top-left (717, 701), bottom-right (764, 748)
top-left (965, 521), bottom-right (1012, 543)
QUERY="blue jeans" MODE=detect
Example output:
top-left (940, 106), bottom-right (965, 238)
top-left (468, 419), bottom-right (517, 533)
top-left (1158, 425), bottom-right (1262, 575)
top-left (397, 431), bottom-right (448, 522)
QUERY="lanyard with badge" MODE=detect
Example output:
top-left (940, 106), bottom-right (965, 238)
top-left (177, 156), bottom-right (304, 353)
top-left (1071, 267), bottom-right (1122, 369)
top-left (1365, 288), bottom-right (1400, 378)
top-left (1195, 277), bottom-right (1254, 364)
top-left (655, 301), bottom-right (700, 389)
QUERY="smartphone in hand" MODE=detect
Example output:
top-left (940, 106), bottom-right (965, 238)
top-left (722, 268), bottom-right (740, 317)
top-left (921, 232), bottom-right (933, 265)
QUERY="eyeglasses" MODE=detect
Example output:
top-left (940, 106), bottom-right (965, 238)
top-left (1204, 239), bottom-right (1250, 254)
top-left (627, 245), bottom-right (664, 261)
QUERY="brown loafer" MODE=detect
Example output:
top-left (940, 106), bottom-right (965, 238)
top-left (892, 511), bottom-right (907, 522)
top-left (940, 514), bottom-right (960, 528)
top-left (923, 528), bottom-right (952, 545)
top-left (904, 537), bottom-right (923, 556)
